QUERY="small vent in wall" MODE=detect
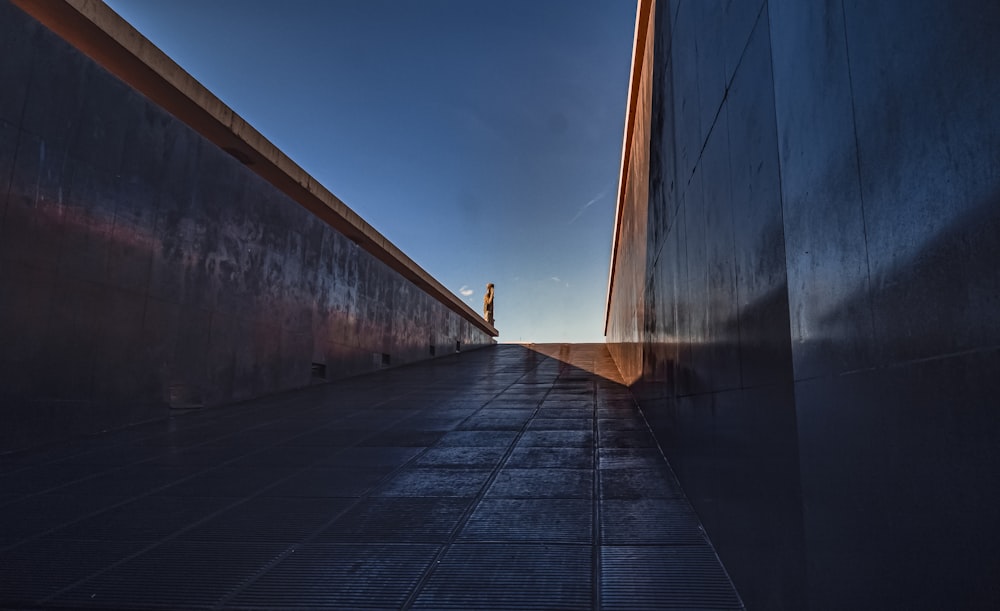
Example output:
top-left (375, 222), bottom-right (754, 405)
top-left (311, 362), bottom-right (327, 380)
top-left (167, 384), bottom-right (203, 409)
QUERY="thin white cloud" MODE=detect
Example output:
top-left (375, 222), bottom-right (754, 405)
top-left (569, 186), bottom-right (610, 224)
top-left (459, 285), bottom-right (474, 297)
top-left (550, 276), bottom-right (561, 283)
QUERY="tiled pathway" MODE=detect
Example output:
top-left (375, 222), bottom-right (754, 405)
top-left (0, 344), bottom-right (742, 610)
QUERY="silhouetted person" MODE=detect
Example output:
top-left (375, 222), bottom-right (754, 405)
top-left (483, 283), bottom-right (495, 326)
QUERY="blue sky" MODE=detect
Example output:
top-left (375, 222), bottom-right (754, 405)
top-left (104, 0), bottom-right (636, 342)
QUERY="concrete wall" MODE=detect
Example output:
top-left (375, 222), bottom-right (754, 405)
top-left (0, 1), bottom-right (494, 452)
top-left (605, 2), bottom-right (652, 386)
top-left (606, 0), bottom-right (1000, 609)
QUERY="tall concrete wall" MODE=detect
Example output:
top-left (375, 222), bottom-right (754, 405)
top-left (607, 1), bottom-right (1000, 609)
top-left (0, 1), bottom-right (494, 452)
top-left (605, 2), bottom-right (652, 386)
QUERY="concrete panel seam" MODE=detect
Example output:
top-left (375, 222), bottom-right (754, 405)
top-left (838, 0), bottom-right (878, 344)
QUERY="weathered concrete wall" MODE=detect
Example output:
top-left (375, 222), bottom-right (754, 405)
top-left (607, 0), bottom-right (1000, 609)
top-left (605, 2), bottom-right (652, 386)
top-left (0, 1), bottom-right (494, 452)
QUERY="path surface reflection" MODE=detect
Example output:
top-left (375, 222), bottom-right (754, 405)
top-left (0, 344), bottom-right (741, 609)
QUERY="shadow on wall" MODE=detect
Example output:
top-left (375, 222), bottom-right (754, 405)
top-left (607, 0), bottom-right (1000, 606)
top-left (631, 285), bottom-right (806, 611)
top-left (814, 185), bottom-right (1000, 367)
top-left (621, 145), bottom-right (1000, 611)
top-left (785, 184), bottom-right (1000, 611)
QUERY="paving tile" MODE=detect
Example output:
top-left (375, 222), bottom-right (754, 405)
top-left (46, 495), bottom-right (233, 541)
top-left (486, 468), bottom-right (593, 499)
top-left (377, 468), bottom-right (493, 497)
top-left (148, 444), bottom-right (256, 467)
top-left (288, 428), bottom-right (373, 448)
top-left (519, 430), bottom-right (594, 448)
top-left (483, 399), bottom-right (542, 410)
top-left (600, 467), bottom-right (685, 499)
top-left (460, 498), bottom-right (592, 543)
top-left (359, 430), bottom-right (446, 447)
top-left (411, 543), bottom-right (592, 610)
top-left (506, 446), bottom-right (593, 469)
top-left (232, 543), bottom-right (440, 609)
top-left (0, 494), bottom-right (127, 544)
top-left (599, 429), bottom-right (659, 448)
top-left (0, 493), bottom-right (23, 506)
top-left (222, 445), bottom-right (337, 467)
top-left (316, 446), bottom-right (424, 468)
top-left (261, 466), bottom-right (392, 497)
top-left (457, 415), bottom-right (532, 431)
top-left (435, 431), bottom-right (518, 447)
top-left (319, 497), bottom-right (472, 543)
top-left (155, 465), bottom-right (299, 497)
top-left (527, 417), bottom-right (593, 430)
top-left (404, 416), bottom-right (468, 431)
top-left (0, 462), bottom-right (111, 494)
top-left (536, 406), bottom-right (594, 419)
top-left (598, 448), bottom-right (667, 470)
top-left (601, 546), bottom-right (743, 610)
top-left (414, 446), bottom-right (507, 468)
top-left (601, 499), bottom-right (707, 545)
top-left (598, 417), bottom-right (649, 431)
top-left (208, 429), bottom-right (302, 448)
top-left (177, 497), bottom-right (352, 543)
top-left (52, 464), bottom-right (202, 497)
top-left (51, 541), bottom-right (288, 609)
top-left (0, 538), bottom-right (145, 605)
top-left (63, 444), bottom-right (175, 466)
top-left (0, 344), bottom-right (741, 610)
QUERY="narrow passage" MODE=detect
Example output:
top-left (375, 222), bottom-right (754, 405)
top-left (0, 344), bottom-right (741, 610)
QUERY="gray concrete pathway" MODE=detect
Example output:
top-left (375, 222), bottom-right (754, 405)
top-left (0, 344), bottom-right (742, 610)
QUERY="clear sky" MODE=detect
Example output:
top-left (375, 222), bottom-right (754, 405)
top-left (104, 0), bottom-right (636, 343)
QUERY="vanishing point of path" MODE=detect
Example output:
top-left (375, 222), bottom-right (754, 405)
top-left (0, 344), bottom-right (742, 610)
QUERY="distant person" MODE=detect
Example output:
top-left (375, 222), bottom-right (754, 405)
top-left (484, 283), bottom-right (495, 326)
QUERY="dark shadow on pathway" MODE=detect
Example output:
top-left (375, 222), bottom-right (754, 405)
top-left (0, 344), bottom-right (741, 610)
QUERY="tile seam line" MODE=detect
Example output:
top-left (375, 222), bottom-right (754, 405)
top-left (212, 346), bottom-right (543, 609)
top-left (33, 383), bottom-right (451, 604)
top-left (624, 384), bottom-right (746, 609)
top-left (0, 383), bottom-right (406, 509)
top-left (399, 352), bottom-right (557, 611)
top-left (0, 361), bottom-right (427, 481)
top-left (211, 409), bottom-right (487, 607)
top-left (591, 375), bottom-right (601, 611)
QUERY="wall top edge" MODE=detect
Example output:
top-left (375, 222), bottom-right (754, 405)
top-left (11, 0), bottom-right (497, 337)
top-left (604, 0), bottom-right (654, 337)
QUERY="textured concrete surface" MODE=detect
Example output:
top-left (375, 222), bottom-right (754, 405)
top-left (0, 344), bottom-right (742, 610)
top-left (604, 1), bottom-right (652, 387)
top-left (0, 0), bottom-right (493, 453)
top-left (607, 0), bottom-right (1000, 609)
top-left (8, 0), bottom-right (492, 329)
